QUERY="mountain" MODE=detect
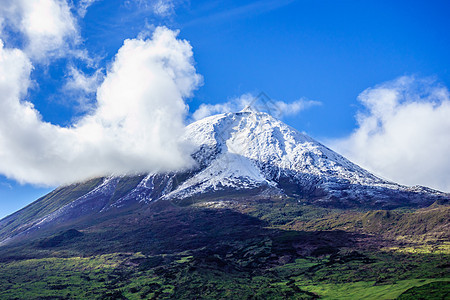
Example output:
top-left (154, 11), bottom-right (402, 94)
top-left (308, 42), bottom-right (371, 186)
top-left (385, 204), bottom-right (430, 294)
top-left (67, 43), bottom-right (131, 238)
top-left (164, 109), bottom-right (445, 206)
top-left (0, 110), bottom-right (449, 299)
top-left (0, 110), bottom-right (448, 246)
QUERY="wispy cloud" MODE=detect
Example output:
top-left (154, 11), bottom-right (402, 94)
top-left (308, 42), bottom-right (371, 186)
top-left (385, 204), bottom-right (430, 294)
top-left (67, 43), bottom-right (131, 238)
top-left (65, 66), bottom-right (104, 95)
top-left (0, 182), bottom-right (13, 190)
top-left (331, 76), bottom-right (450, 192)
top-left (184, 0), bottom-right (295, 27)
top-left (192, 93), bottom-right (320, 121)
top-left (127, 0), bottom-right (179, 17)
top-left (77, 0), bottom-right (100, 17)
top-left (62, 65), bottom-right (105, 112)
top-left (152, 0), bottom-right (175, 16)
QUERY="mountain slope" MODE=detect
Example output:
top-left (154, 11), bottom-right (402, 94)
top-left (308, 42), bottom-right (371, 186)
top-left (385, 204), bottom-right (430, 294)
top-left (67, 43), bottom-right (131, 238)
top-left (0, 178), bottom-right (104, 244)
top-left (0, 110), bottom-right (448, 245)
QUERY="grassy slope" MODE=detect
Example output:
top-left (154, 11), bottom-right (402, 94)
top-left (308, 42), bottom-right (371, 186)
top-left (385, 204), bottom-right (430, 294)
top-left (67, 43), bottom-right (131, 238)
top-left (0, 197), bottom-right (448, 299)
top-left (229, 199), bottom-right (449, 242)
top-left (0, 249), bottom-right (447, 299)
top-left (397, 281), bottom-right (450, 299)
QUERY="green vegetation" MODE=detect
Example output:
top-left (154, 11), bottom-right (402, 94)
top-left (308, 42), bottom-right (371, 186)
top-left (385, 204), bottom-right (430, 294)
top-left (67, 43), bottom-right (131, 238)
top-left (0, 197), bottom-right (448, 299)
top-left (397, 281), bottom-right (450, 299)
top-left (232, 199), bottom-right (449, 243)
top-left (0, 248), bottom-right (448, 299)
top-left (300, 279), bottom-right (446, 300)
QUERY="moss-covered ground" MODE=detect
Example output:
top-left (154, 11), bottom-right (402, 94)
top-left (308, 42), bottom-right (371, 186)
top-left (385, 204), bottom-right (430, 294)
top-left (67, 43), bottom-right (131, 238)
top-left (0, 248), bottom-right (448, 299)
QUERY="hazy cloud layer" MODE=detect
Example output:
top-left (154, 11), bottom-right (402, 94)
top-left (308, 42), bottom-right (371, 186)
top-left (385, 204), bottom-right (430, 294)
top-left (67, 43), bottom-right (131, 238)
top-left (192, 93), bottom-right (320, 121)
top-left (332, 76), bottom-right (450, 192)
top-left (0, 27), bottom-right (201, 185)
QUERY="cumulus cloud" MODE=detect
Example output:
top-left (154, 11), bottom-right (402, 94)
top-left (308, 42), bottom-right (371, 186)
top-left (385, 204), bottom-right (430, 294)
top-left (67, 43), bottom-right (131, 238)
top-left (332, 76), bottom-right (450, 192)
top-left (0, 27), bottom-right (202, 186)
top-left (192, 93), bottom-right (320, 121)
top-left (0, 0), bottom-right (79, 61)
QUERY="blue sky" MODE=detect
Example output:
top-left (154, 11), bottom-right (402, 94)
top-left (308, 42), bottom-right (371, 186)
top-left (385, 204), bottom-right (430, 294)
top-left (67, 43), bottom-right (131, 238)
top-left (0, 0), bottom-right (449, 218)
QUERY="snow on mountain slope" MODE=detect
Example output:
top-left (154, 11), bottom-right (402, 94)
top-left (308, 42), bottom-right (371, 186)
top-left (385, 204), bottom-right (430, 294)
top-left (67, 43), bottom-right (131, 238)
top-left (161, 110), bottom-right (393, 201)
top-left (0, 177), bottom-right (120, 245)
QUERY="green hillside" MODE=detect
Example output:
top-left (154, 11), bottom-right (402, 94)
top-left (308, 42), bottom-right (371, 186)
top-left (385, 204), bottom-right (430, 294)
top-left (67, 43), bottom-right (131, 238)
top-left (0, 195), bottom-right (448, 299)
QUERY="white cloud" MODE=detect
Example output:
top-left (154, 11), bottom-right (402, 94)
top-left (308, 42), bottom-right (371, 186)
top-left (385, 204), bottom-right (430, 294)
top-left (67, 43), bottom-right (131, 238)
top-left (77, 0), bottom-right (99, 17)
top-left (272, 99), bottom-right (321, 117)
top-left (192, 94), bottom-right (253, 121)
top-left (65, 66), bottom-right (104, 94)
top-left (0, 27), bottom-right (202, 186)
top-left (129, 0), bottom-right (176, 17)
top-left (331, 76), bottom-right (450, 192)
top-left (0, 182), bottom-right (13, 190)
top-left (62, 66), bottom-right (104, 112)
top-left (192, 93), bottom-right (320, 121)
top-left (0, 0), bottom-right (79, 61)
top-left (152, 0), bottom-right (175, 16)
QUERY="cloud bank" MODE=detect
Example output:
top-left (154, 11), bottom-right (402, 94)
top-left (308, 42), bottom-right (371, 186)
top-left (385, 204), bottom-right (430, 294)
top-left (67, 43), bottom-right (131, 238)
top-left (332, 76), bottom-right (450, 192)
top-left (0, 27), bottom-right (201, 186)
top-left (192, 93), bottom-right (320, 121)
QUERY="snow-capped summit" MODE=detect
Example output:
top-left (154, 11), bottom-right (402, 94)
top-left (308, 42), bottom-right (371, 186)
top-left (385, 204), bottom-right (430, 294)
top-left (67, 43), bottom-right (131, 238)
top-left (149, 110), bottom-right (444, 207)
